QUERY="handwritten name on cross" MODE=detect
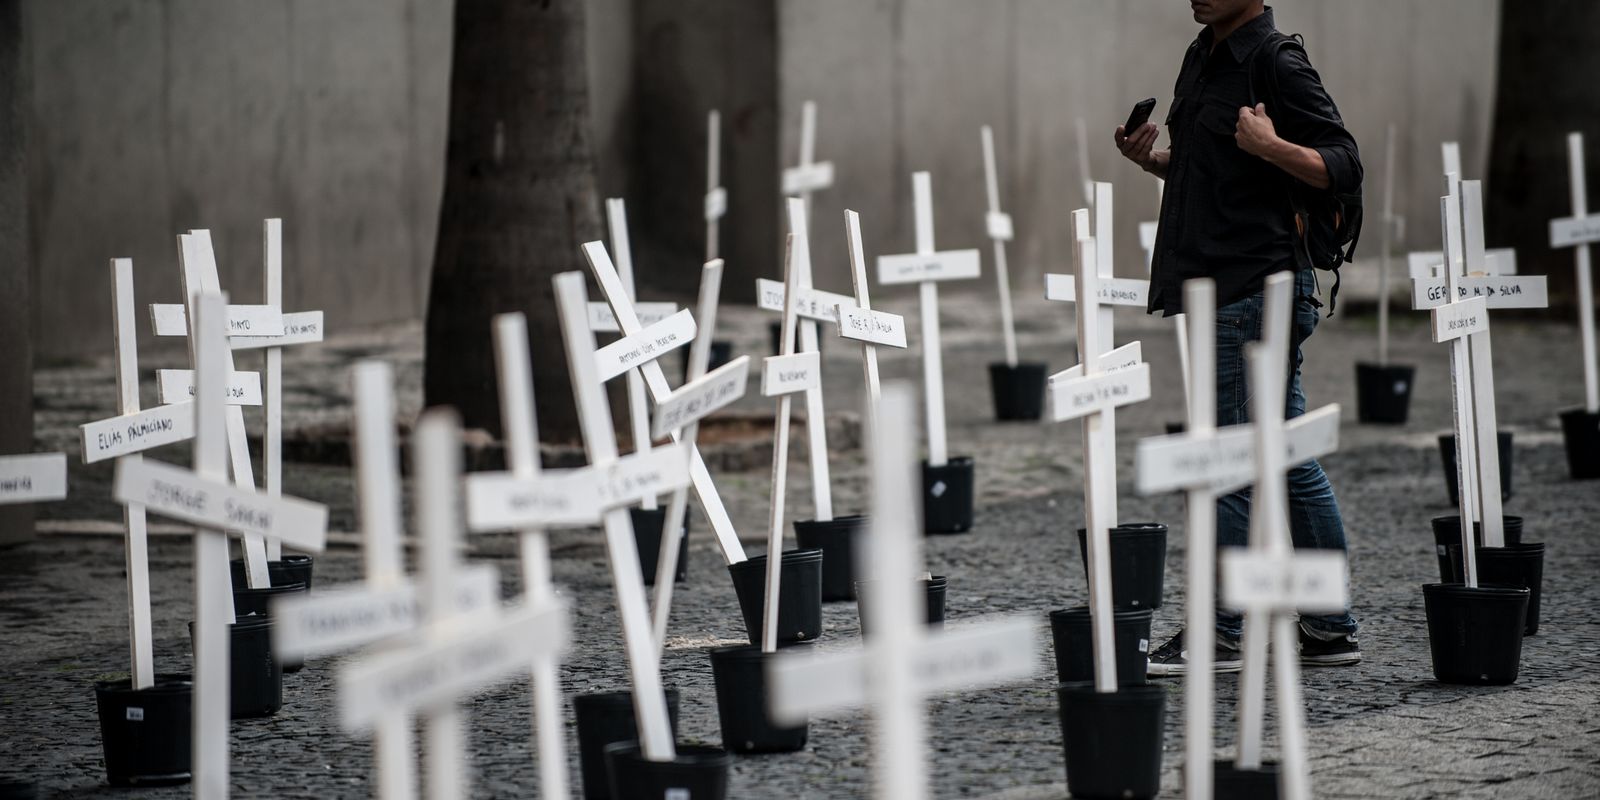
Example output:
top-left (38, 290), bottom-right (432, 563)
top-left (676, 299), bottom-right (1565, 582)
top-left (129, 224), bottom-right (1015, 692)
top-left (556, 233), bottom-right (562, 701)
top-left (839, 209), bottom-right (908, 433)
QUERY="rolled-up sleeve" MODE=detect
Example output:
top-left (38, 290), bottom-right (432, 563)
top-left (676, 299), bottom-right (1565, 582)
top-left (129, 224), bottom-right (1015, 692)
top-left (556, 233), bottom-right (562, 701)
top-left (1273, 47), bottom-right (1362, 194)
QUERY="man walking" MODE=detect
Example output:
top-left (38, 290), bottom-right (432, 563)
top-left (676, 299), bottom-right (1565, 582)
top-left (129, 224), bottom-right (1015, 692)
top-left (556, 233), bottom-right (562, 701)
top-left (1115, 0), bottom-right (1362, 675)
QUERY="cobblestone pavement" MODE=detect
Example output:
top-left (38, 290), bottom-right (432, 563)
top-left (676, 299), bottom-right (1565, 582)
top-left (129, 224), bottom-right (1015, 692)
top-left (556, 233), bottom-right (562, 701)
top-left (4, 284), bottom-right (1597, 798)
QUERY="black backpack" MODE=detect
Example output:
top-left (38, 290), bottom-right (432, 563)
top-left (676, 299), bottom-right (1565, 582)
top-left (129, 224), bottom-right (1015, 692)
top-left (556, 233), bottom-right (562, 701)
top-left (1248, 32), bottom-right (1363, 314)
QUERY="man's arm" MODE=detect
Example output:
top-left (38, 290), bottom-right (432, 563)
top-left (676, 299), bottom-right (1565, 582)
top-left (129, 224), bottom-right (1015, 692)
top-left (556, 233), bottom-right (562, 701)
top-left (1235, 46), bottom-right (1362, 193)
top-left (1115, 122), bottom-right (1170, 180)
top-left (1236, 104), bottom-right (1329, 189)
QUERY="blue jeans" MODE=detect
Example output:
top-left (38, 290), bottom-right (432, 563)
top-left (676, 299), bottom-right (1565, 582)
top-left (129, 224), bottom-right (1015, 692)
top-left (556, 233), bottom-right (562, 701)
top-left (1214, 270), bottom-right (1358, 640)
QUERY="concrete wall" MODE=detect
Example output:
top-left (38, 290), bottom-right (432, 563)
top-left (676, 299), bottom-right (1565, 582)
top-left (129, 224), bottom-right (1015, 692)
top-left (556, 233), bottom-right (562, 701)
top-left (778, 0), bottom-right (1502, 295)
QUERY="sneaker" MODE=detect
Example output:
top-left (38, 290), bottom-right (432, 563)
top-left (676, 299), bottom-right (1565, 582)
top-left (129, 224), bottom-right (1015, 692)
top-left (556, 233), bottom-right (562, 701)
top-left (1299, 629), bottom-right (1361, 667)
top-left (1146, 629), bottom-right (1243, 677)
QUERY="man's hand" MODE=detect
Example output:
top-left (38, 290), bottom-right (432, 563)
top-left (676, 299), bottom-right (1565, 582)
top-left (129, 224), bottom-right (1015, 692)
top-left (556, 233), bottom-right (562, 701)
top-left (1235, 103), bottom-right (1280, 159)
top-left (1115, 122), bottom-right (1168, 178)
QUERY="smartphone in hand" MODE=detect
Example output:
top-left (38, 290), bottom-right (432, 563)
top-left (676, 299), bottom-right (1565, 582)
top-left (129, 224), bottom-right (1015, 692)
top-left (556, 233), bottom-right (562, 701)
top-left (1122, 98), bottom-right (1157, 134)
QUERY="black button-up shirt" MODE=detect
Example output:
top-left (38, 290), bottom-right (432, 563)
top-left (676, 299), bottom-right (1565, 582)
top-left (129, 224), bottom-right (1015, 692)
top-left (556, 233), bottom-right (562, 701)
top-left (1148, 8), bottom-right (1362, 315)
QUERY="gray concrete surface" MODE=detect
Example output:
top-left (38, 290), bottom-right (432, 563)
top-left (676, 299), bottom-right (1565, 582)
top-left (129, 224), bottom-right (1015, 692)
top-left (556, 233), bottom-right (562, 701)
top-left (3, 285), bottom-right (1596, 798)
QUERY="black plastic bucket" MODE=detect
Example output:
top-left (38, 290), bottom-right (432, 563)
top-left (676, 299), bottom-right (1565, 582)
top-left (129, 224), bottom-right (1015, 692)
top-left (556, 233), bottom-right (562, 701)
top-left (1441, 542), bottom-right (1545, 636)
top-left (794, 515), bottom-right (868, 602)
top-left (1212, 760), bottom-right (1280, 799)
top-left (232, 582), bottom-right (309, 673)
top-left (708, 644), bottom-right (810, 753)
top-left (574, 689), bottom-right (681, 800)
top-left (605, 743), bottom-right (732, 800)
top-left (0, 782), bottom-right (38, 799)
top-left (728, 549), bottom-right (824, 645)
top-left (1429, 515), bottom-right (1523, 582)
top-left (922, 457), bottom-right (975, 534)
top-left (1165, 421), bottom-right (1186, 435)
top-left (855, 576), bottom-right (948, 638)
top-left (1048, 606), bottom-right (1151, 686)
top-left (1422, 582), bottom-right (1529, 685)
top-left (988, 362), bottom-right (1048, 421)
top-left (629, 507), bottom-right (689, 586)
top-left (1438, 432), bottom-right (1513, 505)
top-left (1075, 523), bottom-right (1168, 610)
top-left (1355, 362), bottom-right (1415, 425)
top-left (187, 614), bottom-right (282, 718)
top-left (1057, 682), bottom-right (1166, 799)
top-left (1559, 407), bottom-right (1600, 480)
top-left (94, 674), bottom-right (192, 787)
top-left (229, 554), bottom-right (315, 591)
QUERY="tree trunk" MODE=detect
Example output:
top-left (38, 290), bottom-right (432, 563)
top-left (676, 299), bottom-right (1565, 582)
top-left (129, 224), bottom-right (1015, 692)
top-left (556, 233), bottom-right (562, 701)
top-left (0, 0), bottom-right (36, 545)
top-left (1485, 0), bottom-right (1600, 313)
top-left (425, 0), bottom-right (602, 442)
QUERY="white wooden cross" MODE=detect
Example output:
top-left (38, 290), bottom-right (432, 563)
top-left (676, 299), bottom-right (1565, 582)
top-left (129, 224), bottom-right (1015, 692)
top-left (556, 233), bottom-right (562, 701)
top-left (78, 258), bottom-right (187, 693)
top-left (552, 269), bottom-right (686, 761)
top-left (876, 172), bottom-right (983, 468)
top-left (582, 240), bottom-right (748, 564)
top-left (767, 383), bottom-right (1037, 800)
top-left (706, 109), bottom-right (727, 261)
top-left (1219, 274), bottom-right (1349, 799)
top-left (1549, 131), bottom-right (1600, 415)
top-left (607, 198), bottom-right (666, 509)
top-left (0, 452), bottom-right (65, 506)
top-left (756, 198), bottom-right (851, 525)
top-left (839, 209), bottom-right (909, 433)
top-left (981, 125), bottom-right (1020, 367)
top-left (1410, 180), bottom-right (1548, 314)
top-left (781, 100), bottom-right (834, 223)
top-left (1408, 143), bottom-right (1514, 280)
top-left (338, 408), bottom-right (570, 800)
top-left (756, 232), bottom-right (822, 652)
top-left (113, 292), bottom-right (329, 799)
top-left (274, 361), bottom-right (499, 799)
top-left (1046, 213), bottom-right (1153, 691)
top-left (259, 219), bottom-right (326, 560)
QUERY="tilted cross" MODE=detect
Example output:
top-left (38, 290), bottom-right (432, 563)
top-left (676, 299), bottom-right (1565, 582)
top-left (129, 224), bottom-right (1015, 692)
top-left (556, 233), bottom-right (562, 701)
top-left (838, 209), bottom-right (909, 433)
top-left (706, 109), bottom-right (727, 261)
top-left (1549, 131), bottom-right (1600, 415)
top-left (981, 125), bottom-right (1020, 368)
top-left (781, 100), bottom-right (835, 224)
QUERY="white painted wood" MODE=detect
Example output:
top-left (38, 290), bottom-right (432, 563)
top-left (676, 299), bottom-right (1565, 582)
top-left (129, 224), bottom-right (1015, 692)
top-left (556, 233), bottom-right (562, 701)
top-left (189, 291), bottom-right (234, 800)
top-left (273, 565), bottom-right (498, 660)
top-left (588, 301), bottom-right (678, 333)
top-left (760, 234), bottom-right (803, 653)
top-left (1220, 550), bottom-right (1347, 613)
top-left (413, 410), bottom-right (470, 800)
top-left (837, 306), bottom-right (907, 349)
top-left (607, 199), bottom-right (657, 510)
top-left (1050, 341), bottom-right (1143, 383)
top-left (1406, 248), bottom-right (1516, 280)
top-left (652, 356), bottom-right (750, 439)
top-left (552, 270), bottom-right (677, 760)
top-left (783, 198), bottom-right (834, 523)
top-left (0, 453), bottom-right (67, 505)
top-left (149, 303), bottom-right (285, 338)
top-left (155, 369), bottom-right (262, 406)
top-left (113, 458), bottom-right (329, 552)
top-left (465, 469), bottom-right (604, 531)
top-left (80, 402), bottom-right (195, 463)
top-left (982, 125), bottom-right (1019, 366)
top-left (782, 101), bottom-right (834, 215)
top-left (845, 210), bottom-right (884, 431)
top-left (1409, 274), bottom-right (1548, 310)
top-left (755, 279), bottom-right (856, 323)
top-left (1092, 182), bottom-right (1118, 351)
top-left (1442, 141), bottom-right (1462, 178)
top-left (592, 309), bottom-right (698, 383)
top-left (108, 258), bottom-right (155, 690)
top-left (1076, 116), bottom-right (1093, 206)
top-left (707, 109), bottom-right (723, 260)
top-left (1379, 124), bottom-right (1397, 364)
top-left (1184, 279), bottom-right (1218, 800)
top-left (1429, 296), bottom-right (1490, 342)
top-left (263, 219), bottom-right (284, 560)
top-left (1552, 133), bottom-right (1599, 413)
top-left (1044, 274), bottom-right (1149, 306)
top-left (1070, 218), bottom-right (1118, 692)
top-left (1048, 363), bottom-right (1152, 422)
top-left (762, 351), bottom-right (821, 396)
top-left (581, 240), bottom-right (747, 564)
top-left (176, 231), bottom-right (271, 588)
top-left (1136, 405), bottom-right (1340, 496)
top-left (1440, 190), bottom-right (1482, 586)
top-left (227, 311), bottom-right (324, 351)
top-left (1459, 182), bottom-right (1508, 549)
top-left (652, 259), bottom-right (734, 650)
top-left (876, 249), bottom-right (982, 284)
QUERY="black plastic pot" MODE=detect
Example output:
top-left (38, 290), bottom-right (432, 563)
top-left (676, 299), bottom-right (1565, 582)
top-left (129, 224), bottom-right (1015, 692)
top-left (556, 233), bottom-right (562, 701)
top-left (94, 674), bottom-right (192, 787)
top-left (855, 576), bottom-right (948, 638)
top-left (0, 782), bottom-right (38, 799)
top-left (1441, 542), bottom-right (1545, 636)
top-left (229, 554), bottom-right (315, 591)
top-left (1212, 760), bottom-right (1280, 799)
top-left (1355, 362), bottom-right (1416, 425)
top-left (708, 644), bottom-right (810, 753)
top-left (574, 689), bottom-right (682, 800)
top-left (1422, 582), bottom-right (1529, 685)
top-left (1075, 523), bottom-right (1168, 610)
top-left (794, 515), bottom-right (868, 602)
top-left (629, 507), bottom-right (689, 586)
top-left (187, 614), bottom-right (282, 718)
top-left (922, 457), bottom-right (975, 534)
top-left (1165, 422), bottom-right (1186, 435)
top-left (1049, 606), bottom-right (1151, 686)
top-left (605, 743), bottom-right (732, 800)
top-left (232, 582), bottom-right (309, 673)
top-left (1429, 515), bottom-right (1522, 582)
top-left (1057, 682), bottom-right (1166, 799)
top-left (988, 362), bottom-right (1048, 421)
top-left (1559, 407), bottom-right (1600, 480)
top-left (728, 549), bottom-right (824, 645)
top-left (1438, 432), bottom-right (1513, 506)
